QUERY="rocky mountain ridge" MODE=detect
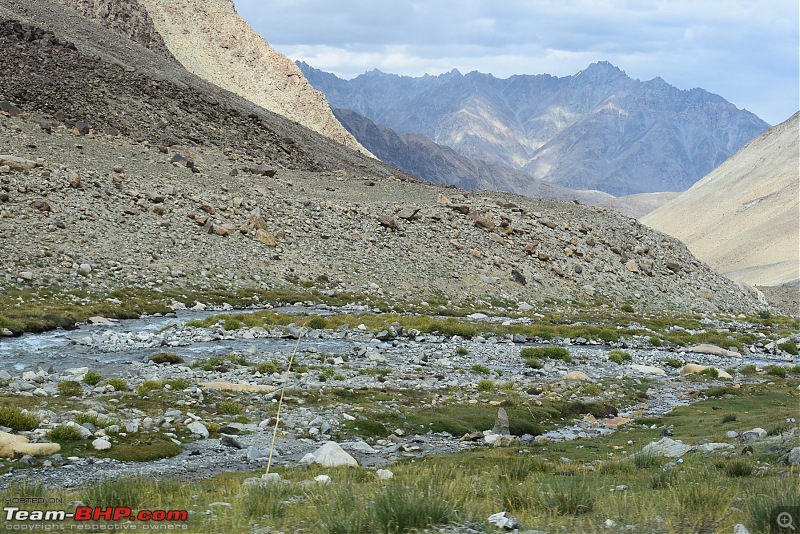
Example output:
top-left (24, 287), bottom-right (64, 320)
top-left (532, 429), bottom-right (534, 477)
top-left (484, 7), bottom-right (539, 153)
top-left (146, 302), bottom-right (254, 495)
top-left (0, 1), bottom-right (766, 313)
top-left (299, 61), bottom-right (770, 196)
top-left (333, 108), bottom-right (613, 206)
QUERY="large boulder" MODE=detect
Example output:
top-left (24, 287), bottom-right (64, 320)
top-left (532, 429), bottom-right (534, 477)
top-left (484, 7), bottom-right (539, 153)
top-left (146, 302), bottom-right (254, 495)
top-left (312, 441), bottom-right (358, 467)
top-left (0, 432), bottom-right (60, 458)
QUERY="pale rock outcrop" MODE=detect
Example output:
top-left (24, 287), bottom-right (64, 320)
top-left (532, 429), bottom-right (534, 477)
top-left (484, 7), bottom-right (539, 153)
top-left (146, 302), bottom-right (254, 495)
top-left (136, 0), bottom-right (371, 156)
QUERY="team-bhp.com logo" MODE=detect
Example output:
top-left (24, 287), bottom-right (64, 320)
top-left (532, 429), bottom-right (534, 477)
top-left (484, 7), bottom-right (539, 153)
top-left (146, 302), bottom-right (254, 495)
top-left (4, 505), bottom-right (189, 530)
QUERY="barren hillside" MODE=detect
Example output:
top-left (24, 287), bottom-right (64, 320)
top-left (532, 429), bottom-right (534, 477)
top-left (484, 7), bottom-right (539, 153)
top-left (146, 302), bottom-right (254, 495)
top-left (642, 113), bottom-right (800, 287)
top-left (55, 0), bottom-right (370, 155)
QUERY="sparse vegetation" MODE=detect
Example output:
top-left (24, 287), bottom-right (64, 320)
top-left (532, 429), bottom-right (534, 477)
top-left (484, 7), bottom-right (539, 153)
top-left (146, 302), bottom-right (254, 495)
top-left (148, 352), bottom-right (184, 365)
top-left (607, 349), bottom-right (632, 364)
top-left (83, 371), bottom-right (103, 386)
top-left (47, 424), bottom-right (85, 443)
top-left (456, 346), bottom-right (469, 355)
top-left (766, 365), bottom-right (787, 378)
top-left (476, 379), bottom-right (495, 392)
top-left (520, 346), bottom-right (572, 363)
top-left (105, 378), bottom-right (128, 391)
top-left (56, 380), bottom-right (83, 397)
top-left (778, 340), bottom-right (798, 354)
top-left (663, 358), bottom-right (682, 368)
top-left (471, 363), bottom-right (490, 375)
top-left (0, 406), bottom-right (40, 431)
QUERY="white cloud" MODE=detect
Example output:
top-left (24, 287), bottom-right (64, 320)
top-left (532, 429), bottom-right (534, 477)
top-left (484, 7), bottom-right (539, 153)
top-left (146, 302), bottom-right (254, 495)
top-left (234, 0), bottom-right (799, 124)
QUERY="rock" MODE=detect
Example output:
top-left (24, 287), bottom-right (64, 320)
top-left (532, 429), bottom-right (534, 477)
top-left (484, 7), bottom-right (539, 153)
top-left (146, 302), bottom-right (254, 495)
top-left (732, 524), bottom-right (750, 534)
top-left (726, 431), bottom-right (739, 439)
top-left (688, 344), bottom-right (742, 358)
top-left (679, 363), bottom-right (732, 379)
top-left (625, 259), bottom-right (640, 273)
top-left (254, 229), bottom-right (277, 246)
top-left (630, 364), bottom-right (666, 376)
top-left (739, 428), bottom-right (767, 443)
top-left (91, 438), bottom-right (112, 451)
top-left (376, 214), bottom-right (398, 229)
top-left (492, 408), bottom-right (510, 436)
top-left (63, 421), bottom-right (92, 439)
top-left (640, 437), bottom-right (695, 458)
top-left (396, 206), bottom-right (420, 220)
top-left (0, 155), bottom-right (40, 172)
top-left (488, 511), bottom-right (523, 530)
top-left (242, 473), bottom-right (282, 488)
top-left (299, 452), bottom-right (315, 465)
top-left (187, 421), bottom-right (209, 438)
top-left (697, 442), bottom-right (734, 453)
top-left (0, 432), bottom-right (60, 458)
top-left (510, 269), bottom-right (527, 285)
top-left (199, 382), bottom-right (277, 393)
top-left (376, 469), bottom-right (394, 480)
top-left (312, 441), bottom-right (358, 467)
top-left (220, 434), bottom-right (243, 449)
top-left (787, 447), bottom-right (800, 466)
top-left (349, 441), bottom-right (377, 454)
top-left (249, 164), bottom-right (277, 177)
top-left (18, 271), bottom-right (34, 282)
top-left (314, 474), bottom-right (331, 485)
top-left (563, 371), bottom-right (591, 381)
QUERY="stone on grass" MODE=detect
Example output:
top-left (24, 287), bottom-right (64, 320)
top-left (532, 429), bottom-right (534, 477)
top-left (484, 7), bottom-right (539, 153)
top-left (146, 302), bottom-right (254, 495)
top-left (187, 421), bottom-right (209, 438)
top-left (0, 432), bottom-right (60, 458)
top-left (688, 344), bottom-right (741, 358)
top-left (640, 437), bottom-right (695, 458)
top-left (312, 441), bottom-right (358, 467)
top-left (563, 371), bottom-right (591, 381)
top-left (92, 438), bottom-right (112, 451)
top-left (492, 407), bottom-right (510, 436)
top-left (376, 469), bottom-right (393, 480)
top-left (739, 428), bottom-right (767, 443)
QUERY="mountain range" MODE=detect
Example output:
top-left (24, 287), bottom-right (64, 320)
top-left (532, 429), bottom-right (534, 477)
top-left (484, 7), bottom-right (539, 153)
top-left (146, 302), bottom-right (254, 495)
top-left (0, 0), bottom-right (765, 313)
top-left (298, 61), bottom-right (770, 197)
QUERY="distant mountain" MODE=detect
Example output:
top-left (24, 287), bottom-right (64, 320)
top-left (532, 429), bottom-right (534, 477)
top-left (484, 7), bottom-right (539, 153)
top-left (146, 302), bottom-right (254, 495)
top-left (333, 108), bottom-right (613, 205)
top-left (299, 61), bottom-right (770, 196)
top-left (642, 112), bottom-right (800, 287)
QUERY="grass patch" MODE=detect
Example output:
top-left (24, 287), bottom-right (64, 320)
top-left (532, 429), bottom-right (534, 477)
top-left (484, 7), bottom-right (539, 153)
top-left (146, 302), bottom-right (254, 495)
top-left (47, 424), bottom-right (85, 443)
top-left (83, 371), bottom-right (103, 386)
top-left (520, 346), bottom-right (572, 363)
top-left (766, 365), bottom-right (787, 378)
top-left (102, 439), bottom-right (182, 462)
top-left (477, 379), bottom-right (495, 392)
top-left (105, 378), bottom-right (128, 391)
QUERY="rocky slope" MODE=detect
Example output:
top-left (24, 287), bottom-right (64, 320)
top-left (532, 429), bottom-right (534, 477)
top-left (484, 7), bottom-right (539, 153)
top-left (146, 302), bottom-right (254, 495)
top-left (333, 108), bottom-right (613, 206)
top-left (53, 0), bottom-right (369, 155)
top-left (642, 112), bottom-right (800, 288)
top-left (299, 61), bottom-right (770, 196)
top-left (0, 4), bottom-right (766, 313)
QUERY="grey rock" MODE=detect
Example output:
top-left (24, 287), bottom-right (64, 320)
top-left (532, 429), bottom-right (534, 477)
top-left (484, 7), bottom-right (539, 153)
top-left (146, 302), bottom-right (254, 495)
top-left (187, 421), bottom-right (209, 438)
top-left (740, 428), bottom-right (767, 443)
top-left (312, 441), bottom-right (358, 467)
top-left (492, 408), bottom-right (510, 436)
top-left (640, 437), bottom-right (695, 458)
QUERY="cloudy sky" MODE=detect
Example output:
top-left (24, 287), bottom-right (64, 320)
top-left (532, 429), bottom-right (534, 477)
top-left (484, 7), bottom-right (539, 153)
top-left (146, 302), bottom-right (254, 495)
top-left (233, 1), bottom-right (798, 125)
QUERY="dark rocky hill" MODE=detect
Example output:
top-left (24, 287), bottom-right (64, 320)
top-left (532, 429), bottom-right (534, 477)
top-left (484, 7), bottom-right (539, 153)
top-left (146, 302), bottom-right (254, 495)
top-left (299, 61), bottom-right (770, 196)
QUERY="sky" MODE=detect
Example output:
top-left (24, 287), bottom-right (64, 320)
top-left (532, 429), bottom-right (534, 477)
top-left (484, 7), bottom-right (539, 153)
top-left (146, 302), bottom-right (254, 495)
top-left (233, 1), bottom-right (798, 125)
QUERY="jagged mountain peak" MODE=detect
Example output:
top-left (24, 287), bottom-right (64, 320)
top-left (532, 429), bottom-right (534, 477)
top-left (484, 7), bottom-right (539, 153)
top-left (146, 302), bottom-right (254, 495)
top-left (300, 61), bottom-right (769, 196)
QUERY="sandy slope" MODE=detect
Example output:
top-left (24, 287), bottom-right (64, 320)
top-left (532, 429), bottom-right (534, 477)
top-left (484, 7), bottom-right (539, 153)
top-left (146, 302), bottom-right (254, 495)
top-left (137, 0), bottom-right (370, 156)
top-left (599, 192), bottom-right (681, 219)
top-left (642, 112), bottom-right (800, 286)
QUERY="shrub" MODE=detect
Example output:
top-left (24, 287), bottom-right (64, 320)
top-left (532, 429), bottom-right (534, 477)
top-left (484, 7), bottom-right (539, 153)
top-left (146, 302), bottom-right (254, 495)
top-left (698, 367), bottom-right (719, 378)
top-left (664, 358), bottom-right (682, 368)
top-left (136, 380), bottom-right (162, 396)
top-left (620, 303), bottom-right (635, 313)
top-left (105, 378), bottom-right (128, 391)
top-left (766, 365), bottom-right (787, 378)
top-left (305, 316), bottom-right (328, 330)
top-left (254, 361), bottom-right (279, 374)
top-left (741, 364), bottom-right (758, 375)
top-left (218, 400), bottom-right (244, 416)
top-left (607, 350), bottom-right (632, 364)
top-left (633, 450), bottom-right (659, 469)
top-left (47, 424), bottom-right (85, 443)
top-left (790, 365), bottom-right (800, 375)
top-left (0, 407), bottom-right (40, 431)
top-left (456, 346), bottom-right (469, 356)
top-left (778, 340), bottom-right (798, 355)
top-left (471, 364), bottom-right (490, 375)
top-left (148, 352), bottom-right (184, 365)
top-left (477, 379), bottom-right (495, 392)
top-left (319, 368), bottom-right (335, 382)
top-left (83, 371), bottom-right (103, 386)
top-left (524, 357), bottom-right (543, 369)
top-left (721, 413), bottom-right (737, 424)
top-left (520, 346), bottom-right (571, 363)
top-left (57, 380), bottom-right (83, 397)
